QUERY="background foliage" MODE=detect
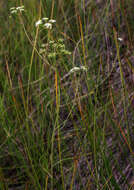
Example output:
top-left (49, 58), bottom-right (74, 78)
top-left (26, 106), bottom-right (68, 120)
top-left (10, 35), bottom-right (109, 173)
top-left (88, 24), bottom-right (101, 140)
top-left (0, 0), bottom-right (134, 189)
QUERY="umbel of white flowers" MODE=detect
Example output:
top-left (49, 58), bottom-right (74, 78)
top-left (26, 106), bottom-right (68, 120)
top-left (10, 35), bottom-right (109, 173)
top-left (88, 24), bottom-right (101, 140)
top-left (10, 6), bottom-right (25, 14)
top-left (69, 66), bottom-right (87, 74)
top-left (35, 17), bottom-right (56, 29)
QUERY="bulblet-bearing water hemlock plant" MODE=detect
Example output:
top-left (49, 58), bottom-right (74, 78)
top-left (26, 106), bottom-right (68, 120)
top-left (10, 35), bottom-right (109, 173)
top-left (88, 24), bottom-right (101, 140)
top-left (35, 16), bottom-right (71, 65)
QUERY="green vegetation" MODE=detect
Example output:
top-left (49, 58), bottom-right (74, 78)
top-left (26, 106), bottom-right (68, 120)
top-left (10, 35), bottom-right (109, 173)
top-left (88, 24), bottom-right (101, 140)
top-left (0, 0), bottom-right (134, 189)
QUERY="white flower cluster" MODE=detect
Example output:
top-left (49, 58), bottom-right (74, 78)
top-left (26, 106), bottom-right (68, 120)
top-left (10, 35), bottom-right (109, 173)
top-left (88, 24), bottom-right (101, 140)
top-left (118, 37), bottom-right (123, 42)
top-left (35, 18), bottom-right (56, 29)
top-left (62, 66), bottom-right (87, 80)
top-left (10, 6), bottom-right (25, 14)
top-left (69, 66), bottom-right (87, 74)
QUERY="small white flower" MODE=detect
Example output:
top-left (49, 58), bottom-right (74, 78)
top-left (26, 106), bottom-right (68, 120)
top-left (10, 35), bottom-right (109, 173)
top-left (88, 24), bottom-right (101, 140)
top-left (44, 23), bottom-right (52, 29)
top-left (69, 66), bottom-right (87, 74)
top-left (11, 10), bottom-right (17, 14)
top-left (69, 67), bottom-right (81, 73)
top-left (35, 20), bottom-right (43, 27)
top-left (16, 6), bottom-right (24, 10)
top-left (18, 9), bottom-right (25, 12)
top-left (10, 7), bottom-right (16, 10)
top-left (10, 5), bottom-right (25, 14)
top-left (49, 19), bottom-right (56, 23)
top-left (42, 17), bottom-right (49, 21)
top-left (118, 37), bottom-right (123, 42)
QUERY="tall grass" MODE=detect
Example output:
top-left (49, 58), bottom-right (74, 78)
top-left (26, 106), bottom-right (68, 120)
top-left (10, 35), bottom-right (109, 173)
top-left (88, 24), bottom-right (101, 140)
top-left (0, 0), bottom-right (134, 189)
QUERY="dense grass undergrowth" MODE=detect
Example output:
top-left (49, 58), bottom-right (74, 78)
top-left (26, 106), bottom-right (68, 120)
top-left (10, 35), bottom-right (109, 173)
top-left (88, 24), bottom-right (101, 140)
top-left (0, 0), bottom-right (134, 189)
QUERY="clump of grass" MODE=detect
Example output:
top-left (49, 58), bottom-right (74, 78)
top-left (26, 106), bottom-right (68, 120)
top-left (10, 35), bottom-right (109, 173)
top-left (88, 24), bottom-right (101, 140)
top-left (0, 0), bottom-right (134, 189)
